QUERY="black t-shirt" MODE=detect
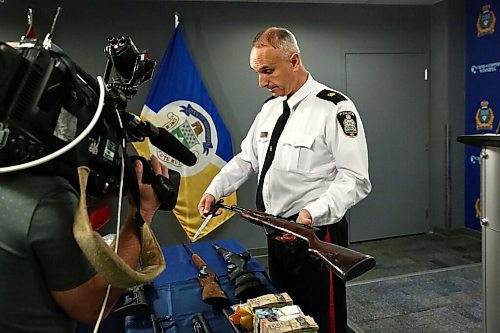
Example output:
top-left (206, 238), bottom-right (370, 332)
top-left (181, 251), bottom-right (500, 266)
top-left (0, 172), bottom-right (97, 332)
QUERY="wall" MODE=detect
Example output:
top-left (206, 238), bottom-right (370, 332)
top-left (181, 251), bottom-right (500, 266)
top-left (429, 0), bottom-right (465, 232)
top-left (0, 0), bottom-right (465, 249)
top-left (429, 1), bottom-right (448, 232)
top-left (447, 0), bottom-right (465, 230)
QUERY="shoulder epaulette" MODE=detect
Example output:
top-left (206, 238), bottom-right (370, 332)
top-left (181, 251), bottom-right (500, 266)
top-left (263, 95), bottom-right (278, 104)
top-left (316, 89), bottom-right (347, 105)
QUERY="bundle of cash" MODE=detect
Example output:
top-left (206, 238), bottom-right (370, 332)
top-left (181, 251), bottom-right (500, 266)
top-left (247, 292), bottom-right (293, 311)
top-left (262, 315), bottom-right (318, 333)
top-left (254, 305), bottom-right (303, 333)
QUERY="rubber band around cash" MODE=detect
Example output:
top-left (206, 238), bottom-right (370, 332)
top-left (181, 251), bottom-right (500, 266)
top-left (73, 166), bottom-right (166, 288)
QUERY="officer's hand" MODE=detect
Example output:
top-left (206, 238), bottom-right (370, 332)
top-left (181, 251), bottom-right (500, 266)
top-left (296, 209), bottom-right (313, 226)
top-left (197, 193), bottom-right (222, 219)
top-left (132, 155), bottom-right (168, 224)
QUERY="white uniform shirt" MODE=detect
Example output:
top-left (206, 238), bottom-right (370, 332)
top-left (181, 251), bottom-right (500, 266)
top-left (205, 75), bottom-right (371, 226)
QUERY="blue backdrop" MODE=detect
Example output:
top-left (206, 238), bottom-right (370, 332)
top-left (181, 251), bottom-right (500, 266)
top-left (465, 1), bottom-right (500, 230)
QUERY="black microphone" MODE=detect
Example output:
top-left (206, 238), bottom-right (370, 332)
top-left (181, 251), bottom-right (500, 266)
top-left (150, 127), bottom-right (197, 166)
top-left (122, 112), bottom-right (197, 166)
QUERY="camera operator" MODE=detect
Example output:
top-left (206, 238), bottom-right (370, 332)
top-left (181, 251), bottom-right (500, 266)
top-left (0, 155), bottom-right (167, 332)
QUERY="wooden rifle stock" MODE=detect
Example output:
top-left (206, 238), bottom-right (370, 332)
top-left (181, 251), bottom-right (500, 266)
top-left (216, 204), bottom-right (376, 281)
top-left (182, 243), bottom-right (231, 308)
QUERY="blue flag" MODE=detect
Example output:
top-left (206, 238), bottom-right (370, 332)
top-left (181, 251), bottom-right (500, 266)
top-left (134, 26), bottom-right (236, 240)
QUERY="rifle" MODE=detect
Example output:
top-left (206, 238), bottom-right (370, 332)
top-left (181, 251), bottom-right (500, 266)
top-left (182, 243), bottom-right (232, 309)
top-left (212, 242), bottom-right (268, 301)
top-left (214, 202), bottom-right (376, 281)
top-left (192, 313), bottom-right (213, 333)
top-left (114, 284), bottom-right (175, 332)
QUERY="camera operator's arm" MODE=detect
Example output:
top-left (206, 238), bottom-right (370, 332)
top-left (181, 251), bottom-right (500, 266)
top-left (50, 156), bottom-right (167, 324)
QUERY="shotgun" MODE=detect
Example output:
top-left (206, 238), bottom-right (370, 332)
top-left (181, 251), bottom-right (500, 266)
top-left (214, 202), bottom-right (376, 281)
top-left (182, 243), bottom-right (232, 309)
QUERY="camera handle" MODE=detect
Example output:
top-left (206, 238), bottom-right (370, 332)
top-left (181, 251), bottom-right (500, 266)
top-left (130, 156), bottom-right (180, 211)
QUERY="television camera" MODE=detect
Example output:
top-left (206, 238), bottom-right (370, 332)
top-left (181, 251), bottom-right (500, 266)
top-left (0, 9), bottom-right (196, 209)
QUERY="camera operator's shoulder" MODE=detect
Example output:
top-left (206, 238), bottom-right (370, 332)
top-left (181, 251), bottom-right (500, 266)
top-left (8, 172), bottom-right (78, 199)
top-left (39, 175), bottom-right (79, 197)
top-left (0, 172), bottom-right (79, 221)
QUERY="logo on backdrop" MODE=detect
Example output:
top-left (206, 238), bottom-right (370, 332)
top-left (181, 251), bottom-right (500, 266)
top-left (475, 100), bottom-right (495, 130)
top-left (477, 4), bottom-right (496, 37)
top-left (148, 100), bottom-right (215, 175)
top-left (470, 155), bottom-right (481, 165)
top-left (470, 61), bottom-right (500, 74)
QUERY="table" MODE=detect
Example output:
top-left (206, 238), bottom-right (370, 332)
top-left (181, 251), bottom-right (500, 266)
top-left (125, 239), bottom-right (276, 333)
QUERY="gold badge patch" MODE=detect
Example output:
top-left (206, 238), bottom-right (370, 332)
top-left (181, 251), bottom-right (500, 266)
top-left (475, 100), bottom-right (495, 130)
top-left (477, 4), bottom-right (496, 37)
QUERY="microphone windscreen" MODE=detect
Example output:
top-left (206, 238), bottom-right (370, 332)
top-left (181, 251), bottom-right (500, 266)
top-left (149, 128), bottom-right (197, 166)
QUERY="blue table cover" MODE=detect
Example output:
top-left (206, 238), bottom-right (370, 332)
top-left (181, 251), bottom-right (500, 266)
top-left (125, 239), bottom-right (276, 333)
top-left (153, 239), bottom-right (266, 285)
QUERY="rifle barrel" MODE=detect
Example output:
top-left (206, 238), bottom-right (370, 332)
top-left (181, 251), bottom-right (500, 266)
top-left (219, 204), bottom-right (309, 236)
top-left (212, 242), bottom-right (222, 252)
top-left (217, 202), bottom-right (244, 214)
top-left (182, 242), bottom-right (195, 256)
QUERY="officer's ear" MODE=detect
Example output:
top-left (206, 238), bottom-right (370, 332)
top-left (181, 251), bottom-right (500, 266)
top-left (290, 53), bottom-right (300, 71)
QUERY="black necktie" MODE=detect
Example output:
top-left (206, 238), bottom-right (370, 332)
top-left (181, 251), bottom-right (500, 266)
top-left (256, 100), bottom-right (291, 211)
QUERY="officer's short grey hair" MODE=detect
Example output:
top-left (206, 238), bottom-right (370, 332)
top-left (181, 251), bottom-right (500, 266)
top-left (252, 27), bottom-right (301, 58)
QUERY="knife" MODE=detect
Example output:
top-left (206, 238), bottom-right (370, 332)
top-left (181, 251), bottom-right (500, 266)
top-left (192, 214), bottom-right (213, 241)
top-left (192, 200), bottom-right (222, 241)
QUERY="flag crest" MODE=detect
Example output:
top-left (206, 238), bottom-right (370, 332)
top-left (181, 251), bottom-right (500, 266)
top-left (134, 27), bottom-right (236, 240)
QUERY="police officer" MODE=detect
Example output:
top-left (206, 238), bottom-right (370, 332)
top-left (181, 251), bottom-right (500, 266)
top-left (198, 27), bottom-right (371, 333)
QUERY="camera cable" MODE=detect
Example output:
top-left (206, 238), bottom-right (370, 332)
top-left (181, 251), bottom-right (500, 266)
top-left (92, 102), bottom-right (127, 333)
